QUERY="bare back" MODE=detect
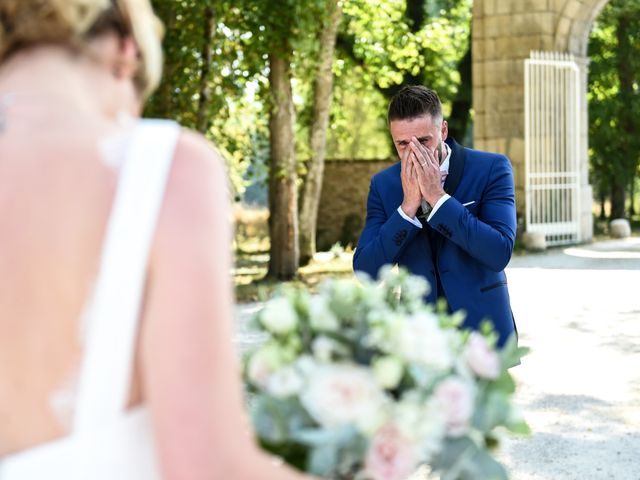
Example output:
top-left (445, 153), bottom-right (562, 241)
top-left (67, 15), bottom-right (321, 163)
top-left (0, 101), bottom-right (142, 455)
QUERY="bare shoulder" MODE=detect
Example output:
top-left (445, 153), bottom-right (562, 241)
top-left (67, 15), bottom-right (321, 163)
top-left (171, 129), bottom-right (227, 190)
top-left (154, 128), bottom-right (231, 252)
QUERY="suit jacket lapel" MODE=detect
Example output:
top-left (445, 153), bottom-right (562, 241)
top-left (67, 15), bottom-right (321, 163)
top-left (443, 137), bottom-right (465, 196)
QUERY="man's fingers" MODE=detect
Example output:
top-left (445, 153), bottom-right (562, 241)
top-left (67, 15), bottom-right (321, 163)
top-left (410, 153), bottom-right (425, 178)
top-left (408, 153), bottom-right (416, 178)
top-left (414, 140), bottom-right (438, 169)
top-left (409, 139), bottom-right (437, 171)
top-left (401, 149), bottom-right (409, 177)
top-left (409, 142), bottom-right (427, 169)
top-left (410, 142), bottom-right (436, 175)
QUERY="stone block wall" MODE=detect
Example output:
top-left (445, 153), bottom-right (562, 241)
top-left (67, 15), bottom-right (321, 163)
top-left (472, 0), bottom-right (608, 242)
top-left (316, 159), bottom-right (395, 251)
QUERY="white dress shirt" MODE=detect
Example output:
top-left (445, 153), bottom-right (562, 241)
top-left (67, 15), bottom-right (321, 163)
top-left (397, 142), bottom-right (452, 228)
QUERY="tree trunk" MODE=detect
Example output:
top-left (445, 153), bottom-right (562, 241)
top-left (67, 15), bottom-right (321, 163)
top-left (447, 43), bottom-right (472, 144)
top-left (196, 4), bottom-right (215, 134)
top-left (599, 191), bottom-right (607, 220)
top-left (267, 53), bottom-right (299, 280)
top-left (610, 177), bottom-right (626, 220)
top-left (614, 14), bottom-right (634, 219)
top-left (629, 179), bottom-right (636, 217)
top-left (299, 0), bottom-right (342, 265)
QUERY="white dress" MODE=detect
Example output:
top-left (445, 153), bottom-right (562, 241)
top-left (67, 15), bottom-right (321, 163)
top-left (0, 119), bottom-right (180, 479)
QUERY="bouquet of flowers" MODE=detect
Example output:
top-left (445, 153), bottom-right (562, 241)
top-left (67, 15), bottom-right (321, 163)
top-left (244, 267), bottom-right (529, 480)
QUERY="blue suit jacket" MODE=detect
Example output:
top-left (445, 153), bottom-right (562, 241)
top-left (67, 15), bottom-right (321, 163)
top-left (353, 138), bottom-right (517, 346)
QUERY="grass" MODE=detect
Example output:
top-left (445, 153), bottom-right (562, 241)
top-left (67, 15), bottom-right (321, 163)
top-left (233, 204), bottom-right (355, 303)
top-left (234, 249), bottom-right (354, 303)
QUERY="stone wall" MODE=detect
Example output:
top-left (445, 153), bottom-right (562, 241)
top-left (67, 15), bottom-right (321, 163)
top-left (472, 0), bottom-right (609, 242)
top-left (316, 159), bottom-right (395, 251)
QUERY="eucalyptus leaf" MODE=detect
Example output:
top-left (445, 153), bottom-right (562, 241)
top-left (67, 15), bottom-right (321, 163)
top-left (472, 391), bottom-right (511, 432)
top-left (292, 424), bottom-right (360, 449)
top-left (308, 444), bottom-right (339, 477)
top-left (433, 437), bottom-right (508, 480)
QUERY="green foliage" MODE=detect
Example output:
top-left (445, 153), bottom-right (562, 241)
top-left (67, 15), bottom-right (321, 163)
top-left (341, 0), bottom-right (471, 99)
top-left (432, 437), bottom-right (508, 480)
top-left (329, 0), bottom-right (473, 158)
top-left (588, 0), bottom-right (640, 210)
top-left (144, 1), bottom-right (474, 201)
top-left (326, 65), bottom-right (394, 159)
top-left (146, 1), bottom-right (264, 197)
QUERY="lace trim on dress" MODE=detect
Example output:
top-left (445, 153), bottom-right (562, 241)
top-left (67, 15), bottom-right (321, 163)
top-left (0, 94), bottom-right (15, 133)
top-left (46, 120), bottom-right (137, 432)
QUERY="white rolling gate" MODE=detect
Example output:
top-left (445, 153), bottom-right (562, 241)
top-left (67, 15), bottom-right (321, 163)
top-left (524, 51), bottom-right (582, 246)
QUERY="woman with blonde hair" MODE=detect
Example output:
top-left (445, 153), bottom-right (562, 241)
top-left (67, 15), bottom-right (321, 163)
top-left (0, 1), bottom-right (313, 478)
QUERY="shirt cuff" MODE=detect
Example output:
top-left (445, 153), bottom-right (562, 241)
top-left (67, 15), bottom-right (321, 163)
top-left (427, 194), bottom-right (451, 221)
top-left (397, 206), bottom-right (422, 229)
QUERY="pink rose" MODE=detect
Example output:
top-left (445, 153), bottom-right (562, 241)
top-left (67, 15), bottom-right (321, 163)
top-left (464, 332), bottom-right (500, 380)
top-left (434, 378), bottom-right (474, 437)
top-left (300, 365), bottom-right (387, 433)
top-left (364, 424), bottom-right (420, 480)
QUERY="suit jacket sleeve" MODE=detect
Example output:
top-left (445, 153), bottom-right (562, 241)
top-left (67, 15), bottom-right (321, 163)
top-left (353, 174), bottom-right (421, 278)
top-left (427, 154), bottom-right (516, 272)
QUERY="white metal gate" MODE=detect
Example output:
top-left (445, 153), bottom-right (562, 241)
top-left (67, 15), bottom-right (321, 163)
top-left (524, 51), bottom-right (581, 246)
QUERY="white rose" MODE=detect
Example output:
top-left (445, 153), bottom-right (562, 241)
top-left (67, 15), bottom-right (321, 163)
top-left (247, 342), bottom-right (287, 388)
top-left (395, 313), bottom-right (453, 371)
top-left (294, 355), bottom-right (318, 377)
top-left (434, 377), bottom-right (474, 437)
top-left (394, 393), bottom-right (445, 460)
top-left (308, 296), bottom-right (340, 331)
top-left (464, 332), bottom-right (500, 380)
top-left (267, 365), bottom-right (304, 398)
top-left (300, 364), bottom-right (389, 434)
top-left (377, 264), bottom-right (397, 284)
top-left (373, 356), bottom-right (404, 389)
top-left (260, 297), bottom-right (298, 334)
top-left (327, 279), bottom-right (361, 317)
top-left (402, 275), bottom-right (430, 300)
top-left (366, 310), bottom-right (405, 351)
top-left (311, 336), bottom-right (347, 363)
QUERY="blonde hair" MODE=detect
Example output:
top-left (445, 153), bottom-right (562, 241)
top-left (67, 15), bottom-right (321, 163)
top-left (0, 0), bottom-right (164, 99)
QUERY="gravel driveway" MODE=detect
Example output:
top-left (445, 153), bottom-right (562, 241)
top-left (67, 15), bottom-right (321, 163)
top-left (234, 237), bottom-right (640, 480)
top-left (498, 237), bottom-right (640, 480)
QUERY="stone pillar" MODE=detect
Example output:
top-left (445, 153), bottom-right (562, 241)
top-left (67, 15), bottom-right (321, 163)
top-left (472, 0), bottom-right (556, 221)
top-left (472, 0), bottom-right (605, 244)
top-left (575, 55), bottom-right (593, 242)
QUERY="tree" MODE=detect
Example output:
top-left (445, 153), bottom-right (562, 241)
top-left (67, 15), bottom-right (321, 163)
top-left (146, 0), bottom-right (257, 198)
top-left (146, 1), bottom-right (474, 273)
top-left (335, 0), bottom-right (472, 141)
top-left (299, 0), bottom-right (343, 266)
top-left (267, 52), bottom-right (300, 279)
top-left (234, 0), bottom-right (327, 279)
top-left (588, 0), bottom-right (640, 220)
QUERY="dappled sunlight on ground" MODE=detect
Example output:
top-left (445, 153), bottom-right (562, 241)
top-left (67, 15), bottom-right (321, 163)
top-left (498, 239), bottom-right (640, 479)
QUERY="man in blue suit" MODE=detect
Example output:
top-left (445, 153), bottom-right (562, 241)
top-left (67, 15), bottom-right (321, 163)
top-left (353, 85), bottom-right (517, 346)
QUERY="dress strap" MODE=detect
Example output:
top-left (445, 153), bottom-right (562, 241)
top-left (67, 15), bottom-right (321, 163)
top-left (72, 119), bottom-right (180, 433)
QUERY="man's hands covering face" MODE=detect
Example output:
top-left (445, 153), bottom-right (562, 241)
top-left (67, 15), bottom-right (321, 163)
top-left (409, 137), bottom-right (446, 208)
top-left (400, 144), bottom-right (423, 218)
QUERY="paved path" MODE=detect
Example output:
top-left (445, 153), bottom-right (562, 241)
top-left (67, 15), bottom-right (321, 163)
top-left (235, 237), bottom-right (640, 479)
top-left (499, 237), bottom-right (640, 480)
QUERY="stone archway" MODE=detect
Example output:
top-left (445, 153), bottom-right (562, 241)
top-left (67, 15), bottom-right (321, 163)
top-left (472, 0), bottom-right (611, 242)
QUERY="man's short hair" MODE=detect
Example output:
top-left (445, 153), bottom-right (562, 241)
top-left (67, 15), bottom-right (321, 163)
top-left (387, 85), bottom-right (443, 125)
